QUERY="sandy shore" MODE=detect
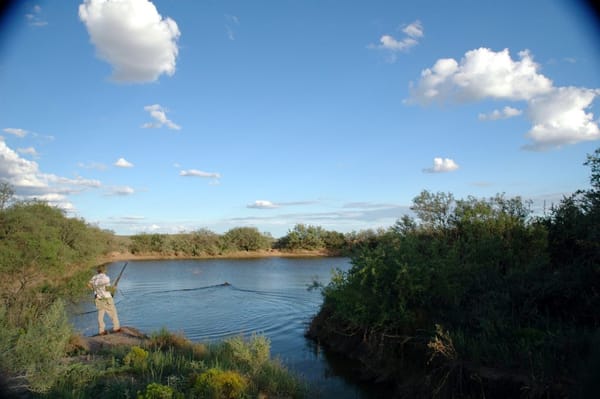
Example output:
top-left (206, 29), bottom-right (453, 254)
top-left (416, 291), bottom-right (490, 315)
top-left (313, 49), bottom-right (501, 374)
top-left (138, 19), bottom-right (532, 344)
top-left (100, 249), bottom-right (337, 263)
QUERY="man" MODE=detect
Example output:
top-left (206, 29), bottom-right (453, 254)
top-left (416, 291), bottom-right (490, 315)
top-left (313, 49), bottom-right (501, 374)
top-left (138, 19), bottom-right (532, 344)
top-left (88, 264), bottom-right (121, 335)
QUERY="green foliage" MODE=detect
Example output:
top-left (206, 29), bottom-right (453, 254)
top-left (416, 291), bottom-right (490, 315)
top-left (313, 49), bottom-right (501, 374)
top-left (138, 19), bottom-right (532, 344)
top-left (316, 149), bottom-right (600, 396)
top-left (125, 346), bottom-right (150, 371)
top-left (0, 299), bottom-right (73, 393)
top-left (137, 383), bottom-right (175, 399)
top-left (0, 180), bottom-right (14, 210)
top-left (193, 368), bottom-right (248, 399)
top-left (275, 223), bottom-right (354, 252)
top-left (222, 226), bottom-right (272, 252)
top-left (221, 335), bottom-right (271, 374)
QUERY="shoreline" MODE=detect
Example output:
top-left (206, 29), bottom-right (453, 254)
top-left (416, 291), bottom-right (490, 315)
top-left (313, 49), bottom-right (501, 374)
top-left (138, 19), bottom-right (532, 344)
top-left (99, 249), bottom-right (340, 263)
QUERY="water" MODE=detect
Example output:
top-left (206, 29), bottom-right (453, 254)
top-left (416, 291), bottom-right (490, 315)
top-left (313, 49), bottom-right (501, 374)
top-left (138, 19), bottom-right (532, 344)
top-left (70, 257), bottom-right (385, 398)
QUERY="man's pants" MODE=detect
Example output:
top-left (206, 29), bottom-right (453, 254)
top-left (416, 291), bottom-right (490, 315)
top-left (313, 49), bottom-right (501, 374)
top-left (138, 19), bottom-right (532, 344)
top-left (95, 297), bottom-right (120, 334)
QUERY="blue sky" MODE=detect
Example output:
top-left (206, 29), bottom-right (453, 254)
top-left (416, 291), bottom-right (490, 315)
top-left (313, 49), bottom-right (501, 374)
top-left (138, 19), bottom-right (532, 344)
top-left (1, 0), bottom-right (599, 237)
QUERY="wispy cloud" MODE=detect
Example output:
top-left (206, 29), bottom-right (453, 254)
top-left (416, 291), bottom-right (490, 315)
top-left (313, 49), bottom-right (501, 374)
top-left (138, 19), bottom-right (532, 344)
top-left (180, 169), bottom-right (221, 178)
top-left (78, 161), bottom-right (108, 171)
top-left (3, 128), bottom-right (28, 137)
top-left (248, 200), bottom-right (279, 209)
top-left (106, 186), bottom-right (135, 196)
top-left (247, 199), bottom-right (319, 209)
top-left (479, 106), bottom-right (523, 121)
top-left (79, 0), bottom-right (180, 83)
top-left (231, 202), bottom-right (411, 233)
top-left (26, 5), bottom-right (48, 27)
top-left (369, 20), bottom-right (423, 61)
top-left (114, 157), bottom-right (134, 168)
top-left (407, 47), bottom-right (600, 150)
top-left (17, 147), bottom-right (38, 157)
top-left (225, 14), bottom-right (239, 40)
top-left (423, 157), bottom-right (460, 173)
top-left (180, 169), bottom-right (221, 185)
top-left (142, 104), bottom-right (181, 130)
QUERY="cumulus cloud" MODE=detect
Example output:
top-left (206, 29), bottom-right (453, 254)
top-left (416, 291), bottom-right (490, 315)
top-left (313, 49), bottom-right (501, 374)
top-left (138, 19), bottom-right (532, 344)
top-left (180, 169), bottom-right (221, 179)
top-left (408, 48), bottom-right (553, 104)
top-left (423, 157), bottom-right (460, 173)
top-left (0, 138), bottom-right (100, 210)
top-left (115, 157), bottom-right (134, 168)
top-left (369, 20), bottom-right (423, 61)
top-left (408, 47), bottom-right (600, 150)
top-left (142, 104), bottom-right (181, 130)
top-left (479, 106), bottom-right (523, 121)
top-left (248, 200), bottom-right (279, 209)
top-left (3, 128), bottom-right (28, 137)
top-left (79, 0), bottom-right (180, 83)
top-left (524, 87), bottom-right (600, 150)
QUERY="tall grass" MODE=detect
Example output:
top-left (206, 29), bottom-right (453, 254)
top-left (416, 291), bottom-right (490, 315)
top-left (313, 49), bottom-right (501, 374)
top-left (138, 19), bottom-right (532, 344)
top-left (39, 331), bottom-right (307, 399)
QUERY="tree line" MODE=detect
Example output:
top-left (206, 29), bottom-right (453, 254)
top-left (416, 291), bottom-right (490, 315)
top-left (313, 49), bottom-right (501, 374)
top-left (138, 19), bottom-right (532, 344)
top-left (127, 223), bottom-right (382, 256)
top-left (308, 148), bottom-right (600, 398)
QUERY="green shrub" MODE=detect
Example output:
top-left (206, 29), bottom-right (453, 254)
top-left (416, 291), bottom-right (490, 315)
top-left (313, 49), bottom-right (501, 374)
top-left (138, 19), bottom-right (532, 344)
top-left (222, 335), bottom-right (270, 374)
top-left (10, 299), bottom-right (72, 393)
top-left (137, 382), bottom-right (175, 399)
top-left (124, 346), bottom-right (149, 370)
top-left (193, 368), bottom-right (247, 399)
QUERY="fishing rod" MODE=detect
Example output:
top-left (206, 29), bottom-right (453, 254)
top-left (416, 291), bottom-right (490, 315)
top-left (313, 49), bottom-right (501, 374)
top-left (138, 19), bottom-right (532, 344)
top-left (110, 262), bottom-right (128, 296)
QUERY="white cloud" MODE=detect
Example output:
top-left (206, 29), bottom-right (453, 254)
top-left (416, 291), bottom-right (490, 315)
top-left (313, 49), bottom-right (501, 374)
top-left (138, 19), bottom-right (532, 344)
top-left (180, 169), bottom-right (221, 179)
top-left (524, 87), bottom-right (600, 150)
top-left (17, 147), bottom-right (38, 157)
top-left (0, 138), bottom-right (100, 210)
top-left (248, 200), bottom-right (279, 209)
top-left (423, 157), bottom-right (460, 173)
top-left (26, 5), bottom-right (48, 27)
top-left (78, 161), bottom-right (108, 170)
top-left (408, 48), bottom-right (553, 104)
top-left (408, 48), bottom-right (600, 150)
top-left (108, 186), bottom-right (135, 196)
top-left (402, 20), bottom-right (423, 39)
top-left (479, 106), bottom-right (523, 121)
top-left (369, 20), bottom-right (423, 61)
top-left (225, 14), bottom-right (239, 40)
top-left (3, 128), bottom-right (28, 137)
top-left (142, 104), bottom-right (181, 130)
top-left (115, 157), bottom-right (134, 168)
top-left (79, 0), bottom-right (180, 83)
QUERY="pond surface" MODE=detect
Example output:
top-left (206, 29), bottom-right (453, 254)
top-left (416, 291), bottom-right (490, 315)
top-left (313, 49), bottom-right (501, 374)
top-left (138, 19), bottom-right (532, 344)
top-left (70, 257), bottom-right (386, 398)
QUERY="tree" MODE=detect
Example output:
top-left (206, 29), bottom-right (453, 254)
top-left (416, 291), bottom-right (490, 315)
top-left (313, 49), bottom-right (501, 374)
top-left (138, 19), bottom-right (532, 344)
top-left (0, 181), bottom-right (14, 210)
top-left (411, 190), bottom-right (454, 229)
top-left (222, 227), bottom-right (271, 251)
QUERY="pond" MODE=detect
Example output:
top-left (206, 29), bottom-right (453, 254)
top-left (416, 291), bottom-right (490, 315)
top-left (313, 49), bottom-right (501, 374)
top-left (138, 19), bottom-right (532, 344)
top-left (70, 257), bottom-right (387, 398)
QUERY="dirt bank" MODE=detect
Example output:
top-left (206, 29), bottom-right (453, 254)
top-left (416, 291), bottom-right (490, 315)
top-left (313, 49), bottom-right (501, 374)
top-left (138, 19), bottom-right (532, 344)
top-left (99, 249), bottom-right (336, 263)
top-left (70, 326), bottom-right (148, 354)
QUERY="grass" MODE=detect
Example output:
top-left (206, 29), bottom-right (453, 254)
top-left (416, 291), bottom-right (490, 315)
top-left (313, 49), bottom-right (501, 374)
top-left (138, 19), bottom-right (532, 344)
top-left (37, 330), bottom-right (307, 399)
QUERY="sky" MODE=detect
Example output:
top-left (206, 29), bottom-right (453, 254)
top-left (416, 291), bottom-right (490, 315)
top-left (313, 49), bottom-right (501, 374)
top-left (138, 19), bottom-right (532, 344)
top-left (0, 0), bottom-right (599, 237)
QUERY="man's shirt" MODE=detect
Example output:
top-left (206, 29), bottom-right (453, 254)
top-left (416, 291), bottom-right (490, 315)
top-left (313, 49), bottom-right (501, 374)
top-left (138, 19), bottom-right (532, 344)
top-left (90, 273), bottom-right (113, 299)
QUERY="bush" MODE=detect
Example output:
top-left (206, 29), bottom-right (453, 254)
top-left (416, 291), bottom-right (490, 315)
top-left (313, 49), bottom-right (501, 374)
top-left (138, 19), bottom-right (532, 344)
top-left (193, 368), bottom-right (247, 399)
top-left (124, 346), bottom-right (150, 371)
top-left (137, 382), bottom-right (175, 399)
top-left (3, 299), bottom-right (73, 393)
top-left (222, 335), bottom-right (270, 374)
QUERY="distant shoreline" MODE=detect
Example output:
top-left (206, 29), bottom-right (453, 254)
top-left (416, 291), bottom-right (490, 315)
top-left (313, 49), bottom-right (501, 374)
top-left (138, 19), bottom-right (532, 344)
top-left (99, 249), bottom-right (340, 263)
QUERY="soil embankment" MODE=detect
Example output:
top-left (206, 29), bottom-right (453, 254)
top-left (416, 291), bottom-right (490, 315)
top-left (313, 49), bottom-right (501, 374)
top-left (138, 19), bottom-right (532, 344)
top-left (100, 249), bottom-right (334, 263)
top-left (70, 326), bottom-right (148, 354)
